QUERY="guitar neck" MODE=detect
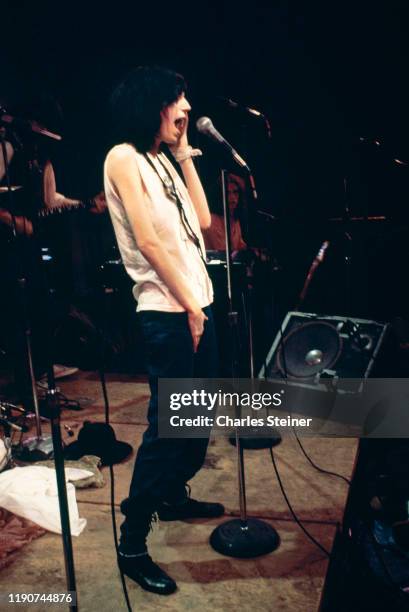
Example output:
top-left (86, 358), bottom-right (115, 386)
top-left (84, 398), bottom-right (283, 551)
top-left (37, 200), bottom-right (91, 219)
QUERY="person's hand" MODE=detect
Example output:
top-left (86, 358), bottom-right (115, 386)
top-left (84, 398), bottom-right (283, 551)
top-left (0, 210), bottom-right (33, 235)
top-left (9, 215), bottom-right (33, 236)
top-left (169, 114), bottom-right (189, 156)
top-left (89, 191), bottom-right (107, 214)
top-left (187, 306), bottom-right (208, 353)
top-left (16, 216), bottom-right (33, 236)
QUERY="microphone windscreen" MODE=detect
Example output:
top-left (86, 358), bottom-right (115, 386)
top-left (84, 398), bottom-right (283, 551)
top-left (196, 116), bottom-right (213, 134)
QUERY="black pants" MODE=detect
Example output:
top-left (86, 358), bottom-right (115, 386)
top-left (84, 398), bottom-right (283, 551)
top-left (120, 305), bottom-right (218, 554)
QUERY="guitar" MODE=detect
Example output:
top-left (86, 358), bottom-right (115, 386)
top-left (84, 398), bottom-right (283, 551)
top-left (37, 199), bottom-right (93, 218)
top-left (0, 191), bottom-right (106, 239)
top-left (37, 191), bottom-right (106, 218)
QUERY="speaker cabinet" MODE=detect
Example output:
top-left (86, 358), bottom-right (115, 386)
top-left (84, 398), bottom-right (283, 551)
top-left (259, 311), bottom-right (389, 386)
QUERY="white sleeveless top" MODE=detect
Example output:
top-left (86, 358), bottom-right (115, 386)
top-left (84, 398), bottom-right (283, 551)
top-left (103, 144), bottom-right (213, 312)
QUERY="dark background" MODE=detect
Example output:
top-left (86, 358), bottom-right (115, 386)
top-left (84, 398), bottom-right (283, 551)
top-left (2, 0), bottom-right (409, 325)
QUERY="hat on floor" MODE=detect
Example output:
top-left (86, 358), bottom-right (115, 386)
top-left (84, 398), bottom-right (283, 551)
top-left (64, 421), bottom-right (133, 466)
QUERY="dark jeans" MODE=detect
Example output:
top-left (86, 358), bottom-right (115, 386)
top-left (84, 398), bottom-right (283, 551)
top-left (120, 305), bottom-right (218, 553)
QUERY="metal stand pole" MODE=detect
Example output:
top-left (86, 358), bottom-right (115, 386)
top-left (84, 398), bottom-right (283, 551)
top-left (229, 177), bottom-right (282, 450)
top-left (34, 231), bottom-right (79, 609)
top-left (48, 382), bottom-right (78, 611)
top-left (209, 169), bottom-right (280, 557)
top-left (0, 126), bottom-right (77, 606)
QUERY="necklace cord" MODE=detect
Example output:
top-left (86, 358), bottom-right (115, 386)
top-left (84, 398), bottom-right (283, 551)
top-left (143, 153), bottom-right (207, 265)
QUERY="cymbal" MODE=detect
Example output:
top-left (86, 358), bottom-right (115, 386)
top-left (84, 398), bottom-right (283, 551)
top-left (0, 186), bottom-right (23, 193)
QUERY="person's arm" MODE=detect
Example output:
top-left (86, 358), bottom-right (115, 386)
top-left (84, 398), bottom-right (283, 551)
top-left (0, 143), bottom-right (32, 235)
top-left (106, 146), bottom-right (207, 351)
top-left (178, 157), bottom-right (211, 229)
top-left (43, 160), bottom-right (107, 215)
top-left (234, 219), bottom-right (247, 251)
top-left (203, 214), bottom-right (225, 251)
top-left (0, 142), bottom-right (14, 182)
top-left (88, 191), bottom-right (107, 214)
top-left (43, 160), bottom-right (82, 209)
top-left (169, 118), bottom-right (211, 230)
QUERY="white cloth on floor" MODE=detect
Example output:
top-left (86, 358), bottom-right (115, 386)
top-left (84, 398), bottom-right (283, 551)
top-left (0, 465), bottom-right (92, 535)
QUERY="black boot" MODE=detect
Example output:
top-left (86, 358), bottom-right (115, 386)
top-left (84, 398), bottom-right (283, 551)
top-left (118, 553), bottom-right (177, 595)
top-left (118, 497), bottom-right (177, 595)
top-left (158, 487), bottom-right (225, 521)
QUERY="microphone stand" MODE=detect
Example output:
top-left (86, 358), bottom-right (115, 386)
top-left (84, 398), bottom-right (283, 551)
top-left (229, 171), bottom-right (282, 451)
top-left (209, 169), bottom-right (280, 558)
top-left (44, 362), bottom-right (78, 611)
top-left (0, 126), bottom-right (78, 609)
top-left (34, 201), bottom-right (79, 611)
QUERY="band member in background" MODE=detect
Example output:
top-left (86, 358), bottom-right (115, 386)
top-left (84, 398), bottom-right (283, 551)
top-left (204, 172), bottom-right (248, 252)
top-left (0, 92), bottom-right (106, 389)
top-left (0, 137), bottom-right (33, 235)
top-left (104, 66), bottom-right (223, 595)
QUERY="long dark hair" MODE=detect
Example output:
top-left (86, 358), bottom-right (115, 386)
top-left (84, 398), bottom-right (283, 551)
top-left (209, 173), bottom-right (248, 220)
top-left (109, 66), bottom-right (186, 153)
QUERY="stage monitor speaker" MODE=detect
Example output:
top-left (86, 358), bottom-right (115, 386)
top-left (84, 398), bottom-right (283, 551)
top-left (258, 311), bottom-right (389, 386)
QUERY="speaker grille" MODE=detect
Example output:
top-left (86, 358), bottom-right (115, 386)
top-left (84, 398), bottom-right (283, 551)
top-left (276, 321), bottom-right (342, 378)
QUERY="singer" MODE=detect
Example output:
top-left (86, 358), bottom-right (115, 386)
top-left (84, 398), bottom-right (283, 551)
top-left (104, 66), bottom-right (223, 595)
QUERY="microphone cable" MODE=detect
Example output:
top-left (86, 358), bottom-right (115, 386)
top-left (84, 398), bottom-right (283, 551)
top-left (269, 446), bottom-right (331, 558)
top-left (268, 318), bottom-right (332, 558)
top-left (291, 426), bottom-right (351, 487)
top-left (98, 282), bottom-right (133, 612)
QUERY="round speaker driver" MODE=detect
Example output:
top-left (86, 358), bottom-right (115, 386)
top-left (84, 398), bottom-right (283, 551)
top-left (276, 320), bottom-right (342, 378)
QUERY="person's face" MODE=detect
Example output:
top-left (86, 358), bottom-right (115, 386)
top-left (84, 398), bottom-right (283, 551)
top-left (159, 93), bottom-right (191, 145)
top-left (227, 181), bottom-right (240, 211)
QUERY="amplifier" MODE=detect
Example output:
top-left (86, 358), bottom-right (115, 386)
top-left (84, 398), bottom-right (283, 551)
top-left (258, 311), bottom-right (389, 388)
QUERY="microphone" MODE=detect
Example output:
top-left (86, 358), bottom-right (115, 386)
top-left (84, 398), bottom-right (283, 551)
top-left (257, 209), bottom-right (276, 221)
top-left (221, 97), bottom-right (264, 117)
top-left (316, 240), bottom-right (330, 263)
top-left (296, 240), bottom-right (330, 309)
top-left (0, 113), bottom-right (62, 141)
top-left (219, 97), bottom-right (272, 138)
top-left (196, 116), bottom-right (250, 171)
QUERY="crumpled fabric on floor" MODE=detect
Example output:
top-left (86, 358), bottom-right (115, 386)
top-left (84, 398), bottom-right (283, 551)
top-left (34, 455), bottom-right (105, 488)
top-left (0, 465), bottom-right (92, 535)
top-left (0, 507), bottom-right (46, 570)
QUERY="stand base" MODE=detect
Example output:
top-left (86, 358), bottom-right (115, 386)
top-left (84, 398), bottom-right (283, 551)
top-left (229, 429), bottom-right (282, 450)
top-left (15, 435), bottom-right (54, 461)
top-left (210, 518), bottom-right (280, 558)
